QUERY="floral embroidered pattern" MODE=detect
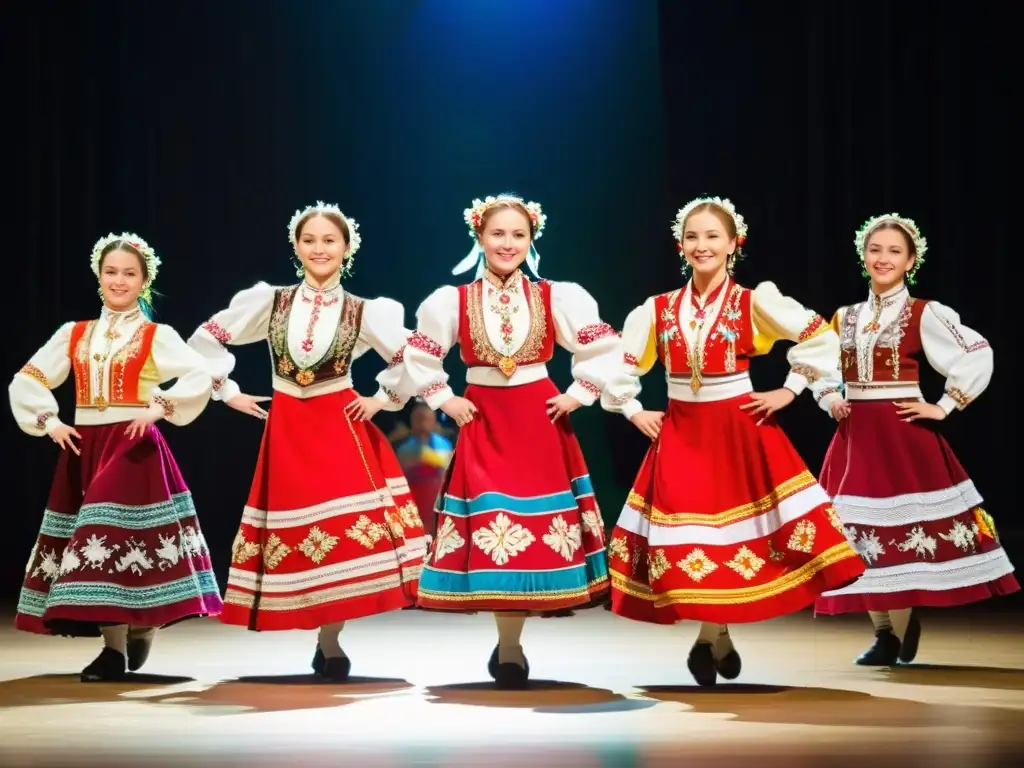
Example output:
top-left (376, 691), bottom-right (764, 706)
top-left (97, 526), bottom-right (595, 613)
top-left (576, 379), bottom-right (601, 398)
top-left (724, 545), bottom-right (765, 580)
top-left (433, 517), bottom-right (466, 563)
top-left (212, 377), bottom-right (224, 392)
top-left (472, 513), bottom-right (535, 565)
top-left (790, 363), bottom-right (821, 383)
top-left (787, 520), bottom-right (816, 553)
top-left (543, 515), bottom-right (582, 561)
top-left (945, 387), bottom-right (971, 410)
top-left (895, 525), bottom-right (938, 558)
top-left (797, 314), bottom-right (826, 342)
top-left (231, 531), bottom-right (260, 565)
top-left (647, 548), bottom-right (671, 580)
top-left (263, 533), bottom-right (291, 570)
top-left (930, 307), bottom-right (990, 353)
top-left (815, 386), bottom-right (840, 403)
top-left (35, 411), bottom-right (55, 430)
top-left (298, 526), bottom-right (340, 564)
top-left (677, 548), bottom-right (718, 582)
top-left (346, 515), bottom-right (389, 549)
top-left (202, 320), bottom-right (232, 344)
top-left (418, 380), bottom-right (449, 399)
top-left (939, 519), bottom-right (977, 553)
top-left (408, 331), bottom-right (445, 358)
top-left (623, 352), bottom-right (639, 367)
top-left (152, 394), bottom-right (176, 419)
top-left (388, 346), bottom-right (406, 368)
top-left (577, 323), bottom-right (618, 345)
top-left (466, 278), bottom-right (548, 369)
top-left (18, 363), bottom-right (51, 389)
top-left (608, 536), bottom-right (630, 564)
top-left (383, 387), bottom-right (402, 404)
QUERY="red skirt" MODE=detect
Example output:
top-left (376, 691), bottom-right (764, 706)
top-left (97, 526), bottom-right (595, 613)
top-left (814, 400), bottom-right (1018, 614)
top-left (16, 422), bottom-right (223, 636)
top-left (608, 394), bottom-right (866, 624)
top-left (221, 388), bottom-right (427, 630)
top-left (417, 378), bottom-right (610, 613)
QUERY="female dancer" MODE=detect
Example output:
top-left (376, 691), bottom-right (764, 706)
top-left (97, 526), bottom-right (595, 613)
top-left (187, 202), bottom-right (427, 681)
top-left (10, 233), bottom-right (222, 682)
top-left (402, 194), bottom-right (618, 688)
top-left (601, 196), bottom-right (866, 687)
top-left (813, 213), bottom-right (1018, 665)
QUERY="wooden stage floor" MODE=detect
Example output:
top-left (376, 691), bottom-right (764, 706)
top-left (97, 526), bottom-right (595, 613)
top-left (0, 606), bottom-right (1021, 767)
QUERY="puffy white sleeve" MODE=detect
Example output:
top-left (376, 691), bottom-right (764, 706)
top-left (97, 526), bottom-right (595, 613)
top-left (810, 308), bottom-right (846, 413)
top-left (148, 325), bottom-right (214, 427)
top-left (356, 297), bottom-right (413, 412)
top-left (750, 281), bottom-right (842, 402)
top-left (550, 281), bottom-right (622, 407)
top-left (600, 297), bottom-right (657, 420)
top-left (8, 322), bottom-right (74, 437)
top-left (920, 301), bottom-right (994, 415)
top-left (186, 282), bottom-right (276, 403)
top-left (403, 286), bottom-right (460, 410)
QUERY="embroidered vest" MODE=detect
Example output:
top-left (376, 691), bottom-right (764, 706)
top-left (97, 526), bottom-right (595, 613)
top-left (653, 282), bottom-right (755, 376)
top-left (69, 319), bottom-right (159, 410)
top-left (457, 277), bottom-right (556, 374)
top-left (839, 297), bottom-right (928, 383)
top-left (268, 286), bottom-right (364, 388)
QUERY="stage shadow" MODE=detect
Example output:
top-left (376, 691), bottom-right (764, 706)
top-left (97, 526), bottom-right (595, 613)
top-left (0, 672), bottom-right (196, 707)
top-left (888, 664), bottom-right (1024, 691)
top-left (424, 679), bottom-right (628, 711)
top-left (636, 684), bottom-right (1024, 729)
top-left (133, 675), bottom-right (416, 714)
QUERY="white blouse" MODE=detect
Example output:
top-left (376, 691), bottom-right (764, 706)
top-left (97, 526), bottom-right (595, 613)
top-left (188, 280), bottom-right (409, 408)
top-left (834, 282), bottom-right (993, 414)
top-left (403, 276), bottom-right (622, 410)
top-left (9, 306), bottom-right (213, 436)
top-left (602, 280), bottom-right (842, 419)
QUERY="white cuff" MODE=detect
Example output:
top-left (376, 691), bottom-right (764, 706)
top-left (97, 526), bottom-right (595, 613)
top-left (373, 387), bottom-right (405, 412)
top-left (782, 371), bottom-right (809, 397)
top-left (43, 416), bottom-right (64, 436)
top-left (215, 378), bottom-right (241, 404)
top-left (936, 394), bottom-right (958, 416)
top-left (424, 385), bottom-right (455, 411)
top-left (620, 399), bottom-right (643, 420)
top-left (566, 380), bottom-right (599, 407)
top-left (817, 391), bottom-right (844, 414)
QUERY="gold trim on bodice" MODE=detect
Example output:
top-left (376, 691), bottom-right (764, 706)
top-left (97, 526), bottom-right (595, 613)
top-left (466, 277), bottom-right (548, 376)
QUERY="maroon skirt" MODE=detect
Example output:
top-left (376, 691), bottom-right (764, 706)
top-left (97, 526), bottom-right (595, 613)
top-left (814, 400), bottom-right (1018, 613)
top-left (16, 422), bottom-right (223, 636)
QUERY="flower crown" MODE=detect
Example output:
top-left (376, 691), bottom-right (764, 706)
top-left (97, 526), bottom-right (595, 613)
top-left (90, 232), bottom-right (161, 302)
top-left (463, 195), bottom-right (546, 240)
top-left (671, 196), bottom-right (748, 245)
top-left (854, 213), bottom-right (928, 284)
top-left (288, 201), bottom-right (361, 279)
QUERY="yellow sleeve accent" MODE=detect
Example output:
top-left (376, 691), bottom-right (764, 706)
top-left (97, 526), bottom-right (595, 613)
top-left (635, 319), bottom-right (658, 375)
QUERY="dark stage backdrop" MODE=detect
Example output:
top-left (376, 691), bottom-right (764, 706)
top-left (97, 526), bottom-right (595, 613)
top-left (1, 0), bottom-right (1015, 601)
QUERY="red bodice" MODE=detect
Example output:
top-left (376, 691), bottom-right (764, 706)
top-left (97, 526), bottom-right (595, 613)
top-left (69, 319), bottom-right (159, 409)
top-left (654, 281), bottom-right (755, 376)
top-left (456, 277), bottom-right (556, 371)
top-left (839, 297), bottom-right (928, 383)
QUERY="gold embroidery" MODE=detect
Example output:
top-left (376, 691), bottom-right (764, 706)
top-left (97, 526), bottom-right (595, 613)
top-left (466, 278), bottom-right (548, 371)
top-left (346, 514), bottom-right (388, 549)
top-left (297, 526), bottom-right (340, 564)
top-left (73, 321), bottom-right (98, 405)
top-left (724, 546), bottom-right (765, 580)
top-left (787, 520), bottom-right (816, 553)
top-left (110, 322), bottom-right (149, 401)
top-left (18, 363), bottom-right (50, 389)
top-left (677, 549), bottom-right (718, 582)
top-left (262, 534), bottom-right (291, 570)
top-left (627, 471), bottom-right (815, 527)
top-left (647, 548), bottom-right (671, 580)
top-left (231, 531), bottom-right (260, 565)
top-left (608, 536), bottom-right (630, 564)
top-left (945, 387), bottom-right (971, 410)
top-left (790, 363), bottom-right (821, 383)
top-left (398, 501), bottom-right (423, 530)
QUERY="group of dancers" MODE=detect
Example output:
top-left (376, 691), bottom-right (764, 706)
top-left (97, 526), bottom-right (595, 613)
top-left (9, 194), bottom-right (1017, 688)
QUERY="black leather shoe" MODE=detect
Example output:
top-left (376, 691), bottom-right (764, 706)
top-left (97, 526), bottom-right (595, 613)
top-left (488, 645), bottom-right (530, 689)
top-left (855, 629), bottom-right (901, 666)
top-left (126, 629), bottom-right (155, 672)
top-left (897, 614), bottom-right (921, 664)
top-left (312, 646), bottom-right (325, 675)
top-left (321, 655), bottom-right (352, 682)
top-left (715, 648), bottom-right (742, 680)
top-left (81, 647), bottom-right (127, 683)
top-left (687, 642), bottom-right (717, 687)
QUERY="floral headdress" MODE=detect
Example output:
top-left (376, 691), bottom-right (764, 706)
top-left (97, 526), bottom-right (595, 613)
top-left (451, 195), bottom-right (546, 279)
top-left (671, 196), bottom-right (749, 275)
top-left (854, 213), bottom-right (928, 284)
top-left (90, 232), bottom-right (161, 303)
top-left (288, 201), bottom-right (362, 279)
